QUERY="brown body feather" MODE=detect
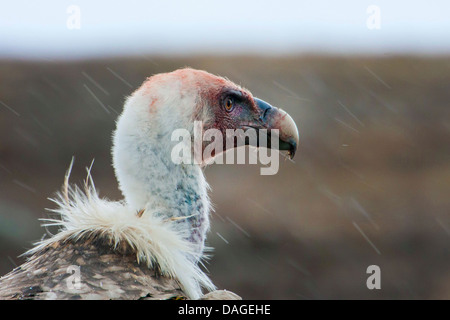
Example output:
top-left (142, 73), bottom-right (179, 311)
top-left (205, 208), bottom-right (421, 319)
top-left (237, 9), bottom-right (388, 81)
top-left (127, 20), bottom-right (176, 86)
top-left (0, 236), bottom-right (186, 300)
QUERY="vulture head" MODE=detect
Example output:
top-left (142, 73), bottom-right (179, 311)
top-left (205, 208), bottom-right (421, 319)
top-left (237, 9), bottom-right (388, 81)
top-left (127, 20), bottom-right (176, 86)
top-left (113, 68), bottom-right (299, 255)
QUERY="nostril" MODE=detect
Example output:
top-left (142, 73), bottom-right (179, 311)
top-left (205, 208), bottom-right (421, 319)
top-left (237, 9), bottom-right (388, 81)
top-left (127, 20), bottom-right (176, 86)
top-left (254, 97), bottom-right (273, 121)
top-left (262, 107), bottom-right (270, 120)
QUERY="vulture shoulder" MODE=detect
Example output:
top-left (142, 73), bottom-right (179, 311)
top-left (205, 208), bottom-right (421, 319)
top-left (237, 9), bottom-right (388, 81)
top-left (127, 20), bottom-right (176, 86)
top-left (0, 236), bottom-right (186, 300)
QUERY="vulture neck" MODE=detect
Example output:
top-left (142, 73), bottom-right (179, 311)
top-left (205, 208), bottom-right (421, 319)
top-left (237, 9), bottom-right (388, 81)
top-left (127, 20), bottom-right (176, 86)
top-left (112, 104), bottom-right (210, 257)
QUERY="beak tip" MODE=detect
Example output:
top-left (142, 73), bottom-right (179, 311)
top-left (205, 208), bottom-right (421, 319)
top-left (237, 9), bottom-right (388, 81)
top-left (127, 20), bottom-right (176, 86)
top-left (289, 144), bottom-right (297, 160)
top-left (254, 97), bottom-right (300, 159)
top-left (278, 136), bottom-right (298, 159)
top-left (286, 139), bottom-right (298, 160)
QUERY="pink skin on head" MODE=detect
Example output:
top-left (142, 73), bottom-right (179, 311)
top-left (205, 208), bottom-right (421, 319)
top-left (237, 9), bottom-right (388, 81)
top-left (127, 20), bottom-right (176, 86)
top-left (131, 68), bottom-right (298, 159)
top-left (136, 68), bottom-right (258, 129)
top-left (136, 68), bottom-right (236, 115)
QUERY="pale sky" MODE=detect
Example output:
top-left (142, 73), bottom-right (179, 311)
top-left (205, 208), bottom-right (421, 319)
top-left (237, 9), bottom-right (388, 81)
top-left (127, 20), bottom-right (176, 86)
top-left (1, 0), bottom-right (450, 59)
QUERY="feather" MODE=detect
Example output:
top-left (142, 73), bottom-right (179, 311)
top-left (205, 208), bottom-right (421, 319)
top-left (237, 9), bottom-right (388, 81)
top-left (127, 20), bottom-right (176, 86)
top-left (0, 160), bottom-right (215, 299)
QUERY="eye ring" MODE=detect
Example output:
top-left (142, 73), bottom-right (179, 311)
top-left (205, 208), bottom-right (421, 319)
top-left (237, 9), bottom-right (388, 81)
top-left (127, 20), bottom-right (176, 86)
top-left (224, 97), bottom-right (234, 112)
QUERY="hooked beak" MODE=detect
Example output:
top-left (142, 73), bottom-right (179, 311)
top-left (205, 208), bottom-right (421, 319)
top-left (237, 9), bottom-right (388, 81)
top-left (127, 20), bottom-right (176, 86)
top-left (252, 98), bottom-right (299, 159)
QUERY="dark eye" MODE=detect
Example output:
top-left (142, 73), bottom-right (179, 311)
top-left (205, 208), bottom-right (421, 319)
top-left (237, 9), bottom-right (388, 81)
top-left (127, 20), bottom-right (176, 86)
top-left (224, 97), bottom-right (234, 112)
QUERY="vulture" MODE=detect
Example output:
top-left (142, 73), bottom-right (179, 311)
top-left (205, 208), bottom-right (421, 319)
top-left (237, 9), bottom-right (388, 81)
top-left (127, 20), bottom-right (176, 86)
top-left (0, 68), bottom-right (299, 300)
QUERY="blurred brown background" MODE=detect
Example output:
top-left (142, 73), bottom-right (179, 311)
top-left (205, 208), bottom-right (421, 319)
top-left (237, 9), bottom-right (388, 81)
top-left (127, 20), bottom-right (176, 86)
top-left (0, 55), bottom-right (449, 299)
